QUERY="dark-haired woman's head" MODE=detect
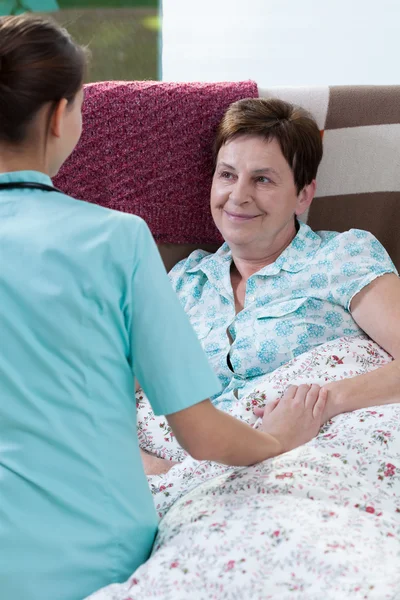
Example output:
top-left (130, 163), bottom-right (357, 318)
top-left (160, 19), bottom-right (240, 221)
top-left (0, 15), bottom-right (88, 176)
top-left (210, 98), bottom-right (323, 258)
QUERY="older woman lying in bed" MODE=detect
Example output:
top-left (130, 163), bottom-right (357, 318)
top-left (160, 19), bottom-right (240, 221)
top-left (142, 97), bottom-right (400, 473)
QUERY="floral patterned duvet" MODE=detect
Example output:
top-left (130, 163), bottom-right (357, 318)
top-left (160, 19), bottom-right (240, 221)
top-left (87, 336), bottom-right (400, 600)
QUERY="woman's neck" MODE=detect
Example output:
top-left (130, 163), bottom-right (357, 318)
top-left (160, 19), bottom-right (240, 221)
top-left (0, 145), bottom-right (49, 176)
top-left (231, 249), bottom-right (280, 280)
top-left (231, 226), bottom-right (297, 282)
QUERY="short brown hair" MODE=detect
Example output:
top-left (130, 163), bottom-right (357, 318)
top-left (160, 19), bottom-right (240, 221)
top-left (0, 15), bottom-right (88, 144)
top-left (213, 97), bottom-right (323, 193)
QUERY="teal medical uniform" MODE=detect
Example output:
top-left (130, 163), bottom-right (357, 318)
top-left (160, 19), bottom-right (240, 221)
top-left (0, 171), bottom-right (221, 600)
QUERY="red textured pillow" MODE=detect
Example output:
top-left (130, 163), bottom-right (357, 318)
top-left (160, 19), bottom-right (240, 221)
top-left (54, 80), bottom-right (258, 244)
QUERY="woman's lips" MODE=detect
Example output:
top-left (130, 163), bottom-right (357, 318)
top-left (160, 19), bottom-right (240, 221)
top-left (224, 210), bottom-right (260, 221)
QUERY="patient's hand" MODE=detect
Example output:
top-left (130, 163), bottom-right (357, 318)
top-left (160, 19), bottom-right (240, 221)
top-left (318, 379), bottom-right (350, 423)
top-left (140, 449), bottom-right (178, 476)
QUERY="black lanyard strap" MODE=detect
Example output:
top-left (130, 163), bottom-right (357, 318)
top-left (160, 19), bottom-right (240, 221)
top-left (0, 182), bottom-right (64, 194)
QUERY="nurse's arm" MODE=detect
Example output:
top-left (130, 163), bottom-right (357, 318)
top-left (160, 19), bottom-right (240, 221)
top-left (166, 385), bottom-right (326, 466)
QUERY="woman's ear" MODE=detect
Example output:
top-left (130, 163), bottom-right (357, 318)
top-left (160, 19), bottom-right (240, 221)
top-left (50, 98), bottom-right (69, 139)
top-left (295, 179), bottom-right (317, 217)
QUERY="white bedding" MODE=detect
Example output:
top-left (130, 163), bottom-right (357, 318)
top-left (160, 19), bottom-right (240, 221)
top-left (87, 336), bottom-right (400, 600)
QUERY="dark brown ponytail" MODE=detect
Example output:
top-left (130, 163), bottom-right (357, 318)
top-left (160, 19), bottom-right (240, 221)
top-left (0, 14), bottom-right (88, 144)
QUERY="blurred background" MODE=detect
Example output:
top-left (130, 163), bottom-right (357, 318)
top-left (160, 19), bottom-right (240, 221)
top-left (162, 0), bottom-right (400, 87)
top-left (2, 0), bottom-right (399, 87)
top-left (0, 0), bottom-right (160, 82)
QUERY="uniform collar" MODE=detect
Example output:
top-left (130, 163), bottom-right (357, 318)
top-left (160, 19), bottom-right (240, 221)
top-left (187, 220), bottom-right (322, 280)
top-left (0, 170), bottom-right (53, 187)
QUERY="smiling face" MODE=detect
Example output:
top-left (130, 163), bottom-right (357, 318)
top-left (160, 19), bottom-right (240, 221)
top-left (210, 135), bottom-right (315, 260)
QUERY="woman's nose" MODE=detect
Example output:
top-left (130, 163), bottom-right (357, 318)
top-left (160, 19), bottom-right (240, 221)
top-left (229, 180), bottom-right (252, 205)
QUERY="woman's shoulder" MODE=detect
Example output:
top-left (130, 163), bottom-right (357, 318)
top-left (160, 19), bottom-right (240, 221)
top-left (59, 195), bottom-right (154, 265)
top-left (315, 227), bottom-right (381, 251)
top-left (169, 249), bottom-right (215, 280)
top-left (168, 248), bottom-right (225, 294)
top-left (75, 195), bottom-right (153, 243)
top-left (67, 194), bottom-right (144, 225)
top-left (313, 227), bottom-right (396, 272)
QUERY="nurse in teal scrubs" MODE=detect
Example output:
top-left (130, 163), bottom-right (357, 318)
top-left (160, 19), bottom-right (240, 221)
top-left (0, 14), bottom-right (327, 600)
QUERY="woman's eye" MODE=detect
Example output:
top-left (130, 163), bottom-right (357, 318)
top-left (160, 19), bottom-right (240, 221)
top-left (220, 171), bottom-right (233, 179)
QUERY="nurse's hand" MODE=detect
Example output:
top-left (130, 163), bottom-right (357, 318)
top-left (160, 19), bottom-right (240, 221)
top-left (260, 384), bottom-right (327, 453)
top-left (140, 449), bottom-right (178, 476)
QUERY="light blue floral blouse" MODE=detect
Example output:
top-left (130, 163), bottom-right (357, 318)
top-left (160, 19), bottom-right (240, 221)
top-left (169, 221), bottom-right (397, 410)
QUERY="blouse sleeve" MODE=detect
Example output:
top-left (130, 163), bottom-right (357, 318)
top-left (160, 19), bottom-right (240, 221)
top-left (324, 229), bottom-right (398, 310)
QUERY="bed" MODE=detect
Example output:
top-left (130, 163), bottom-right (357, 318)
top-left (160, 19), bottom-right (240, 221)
top-left (86, 335), bottom-right (400, 599)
